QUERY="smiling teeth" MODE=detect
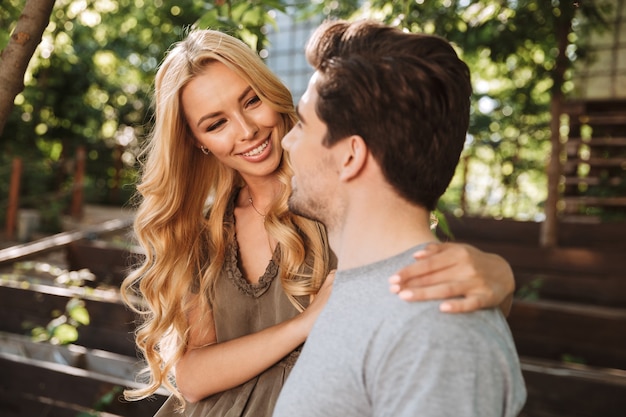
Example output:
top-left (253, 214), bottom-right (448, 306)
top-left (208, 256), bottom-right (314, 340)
top-left (242, 139), bottom-right (269, 157)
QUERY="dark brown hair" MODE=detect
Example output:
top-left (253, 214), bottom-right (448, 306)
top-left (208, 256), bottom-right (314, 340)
top-left (305, 20), bottom-right (472, 210)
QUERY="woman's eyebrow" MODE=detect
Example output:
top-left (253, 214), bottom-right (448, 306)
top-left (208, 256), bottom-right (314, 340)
top-left (196, 86), bottom-right (254, 127)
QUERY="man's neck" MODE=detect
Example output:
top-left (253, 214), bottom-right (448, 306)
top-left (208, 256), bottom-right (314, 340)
top-left (329, 193), bottom-right (436, 271)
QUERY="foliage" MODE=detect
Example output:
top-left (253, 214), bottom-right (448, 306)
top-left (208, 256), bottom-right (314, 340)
top-left (0, 0), bottom-right (23, 50)
top-left (0, 0), bottom-right (615, 225)
top-left (516, 277), bottom-right (544, 301)
top-left (309, 0), bottom-right (612, 220)
top-left (31, 297), bottom-right (90, 345)
top-left (11, 260), bottom-right (95, 344)
top-left (0, 0), bottom-right (297, 232)
top-left (1, 0), bottom-right (208, 226)
top-left (195, 0), bottom-right (289, 52)
top-left (76, 386), bottom-right (124, 417)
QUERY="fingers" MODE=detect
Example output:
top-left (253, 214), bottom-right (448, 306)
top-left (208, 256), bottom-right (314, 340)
top-left (323, 269), bottom-right (336, 286)
top-left (313, 270), bottom-right (335, 299)
top-left (388, 241), bottom-right (512, 314)
top-left (390, 257), bottom-right (478, 293)
top-left (393, 281), bottom-right (493, 313)
top-left (391, 242), bottom-right (476, 286)
top-left (394, 279), bottom-right (493, 303)
top-left (439, 296), bottom-right (487, 313)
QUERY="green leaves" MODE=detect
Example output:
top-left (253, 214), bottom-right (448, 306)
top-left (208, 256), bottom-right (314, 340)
top-left (0, 0), bottom-right (612, 220)
top-left (31, 297), bottom-right (90, 345)
top-left (67, 297), bottom-right (90, 326)
top-left (331, 0), bottom-right (609, 219)
top-left (195, 0), bottom-right (288, 52)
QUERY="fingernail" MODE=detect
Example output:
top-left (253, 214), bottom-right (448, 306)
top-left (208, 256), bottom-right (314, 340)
top-left (440, 302), bottom-right (452, 312)
top-left (398, 290), bottom-right (412, 300)
top-left (389, 284), bottom-right (400, 293)
top-left (389, 274), bottom-right (400, 284)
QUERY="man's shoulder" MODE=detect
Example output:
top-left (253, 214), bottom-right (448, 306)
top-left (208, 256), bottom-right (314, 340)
top-left (368, 304), bottom-right (517, 366)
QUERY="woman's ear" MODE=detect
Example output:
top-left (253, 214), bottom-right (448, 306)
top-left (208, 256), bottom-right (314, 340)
top-left (338, 135), bottom-right (368, 182)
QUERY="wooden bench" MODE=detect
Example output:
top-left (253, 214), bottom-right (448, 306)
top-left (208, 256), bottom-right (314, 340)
top-left (0, 278), bottom-right (138, 357)
top-left (436, 215), bottom-right (626, 416)
top-left (519, 356), bottom-right (626, 417)
top-left (0, 218), bottom-right (133, 265)
top-left (0, 331), bottom-right (167, 417)
top-left (66, 239), bottom-right (144, 287)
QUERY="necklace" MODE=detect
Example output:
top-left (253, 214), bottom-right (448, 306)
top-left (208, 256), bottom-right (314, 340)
top-left (245, 188), bottom-right (273, 252)
top-left (248, 195), bottom-right (266, 220)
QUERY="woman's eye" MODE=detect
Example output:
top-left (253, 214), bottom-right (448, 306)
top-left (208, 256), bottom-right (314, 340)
top-left (246, 95), bottom-right (261, 107)
top-left (207, 119), bottom-right (225, 132)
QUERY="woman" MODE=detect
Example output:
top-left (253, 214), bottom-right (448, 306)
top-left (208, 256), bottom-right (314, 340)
top-left (121, 29), bottom-right (515, 417)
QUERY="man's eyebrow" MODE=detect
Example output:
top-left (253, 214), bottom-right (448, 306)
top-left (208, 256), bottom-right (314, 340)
top-left (295, 104), bottom-right (306, 124)
top-left (196, 86), bottom-right (254, 127)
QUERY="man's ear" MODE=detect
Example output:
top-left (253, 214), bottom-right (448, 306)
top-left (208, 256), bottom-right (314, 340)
top-left (339, 135), bottom-right (368, 182)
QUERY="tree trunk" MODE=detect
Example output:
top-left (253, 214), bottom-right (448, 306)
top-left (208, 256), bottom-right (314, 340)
top-left (0, 0), bottom-right (56, 138)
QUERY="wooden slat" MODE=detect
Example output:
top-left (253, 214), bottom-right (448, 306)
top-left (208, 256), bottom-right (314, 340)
top-left (508, 299), bottom-right (626, 370)
top-left (515, 271), bottom-right (626, 307)
top-left (0, 352), bottom-right (166, 417)
top-left (66, 240), bottom-right (144, 286)
top-left (439, 216), bottom-right (626, 304)
top-left (0, 218), bottom-right (133, 264)
top-left (0, 281), bottom-right (138, 357)
top-left (572, 114), bottom-right (626, 125)
top-left (563, 196), bottom-right (626, 207)
top-left (519, 356), bottom-right (626, 417)
top-left (563, 176), bottom-right (624, 186)
top-left (469, 240), bottom-right (626, 306)
top-left (447, 240), bottom-right (625, 276)
top-left (564, 157), bottom-right (626, 168)
top-left (438, 215), bottom-right (626, 247)
top-left (0, 330), bottom-right (141, 381)
top-left (563, 99), bottom-right (626, 116)
top-left (567, 137), bottom-right (626, 146)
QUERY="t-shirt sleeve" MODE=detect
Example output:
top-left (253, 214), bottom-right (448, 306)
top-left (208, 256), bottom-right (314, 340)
top-left (367, 309), bottom-right (525, 417)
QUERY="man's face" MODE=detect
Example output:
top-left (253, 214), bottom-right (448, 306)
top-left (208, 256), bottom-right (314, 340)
top-left (282, 72), bottom-right (339, 227)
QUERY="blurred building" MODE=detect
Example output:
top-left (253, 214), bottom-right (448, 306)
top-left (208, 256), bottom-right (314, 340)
top-left (264, 12), bottom-right (320, 103)
top-left (572, 0), bottom-right (626, 99)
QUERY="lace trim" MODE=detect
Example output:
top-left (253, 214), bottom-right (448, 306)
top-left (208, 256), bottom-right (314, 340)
top-left (224, 238), bottom-right (280, 298)
top-left (222, 189), bottom-right (281, 298)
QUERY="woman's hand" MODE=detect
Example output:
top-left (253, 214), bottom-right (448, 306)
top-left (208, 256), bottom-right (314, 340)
top-left (299, 270), bottom-right (335, 334)
top-left (389, 242), bottom-right (514, 315)
top-left (176, 270), bottom-right (337, 403)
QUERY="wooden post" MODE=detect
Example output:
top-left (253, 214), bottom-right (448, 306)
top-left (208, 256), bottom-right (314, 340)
top-left (70, 146), bottom-right (85, 220)
top-left (111, 144), bottom-right (122, 204)
top-left (6, 158), bottom-right (23, 241)
top-left (460, 154), bottom-right (469, 214)
top-left (540, 8), bottom-right (573, 248)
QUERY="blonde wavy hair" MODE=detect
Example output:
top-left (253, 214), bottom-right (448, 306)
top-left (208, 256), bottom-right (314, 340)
top-left (121, 29), bottom-right (331, 407)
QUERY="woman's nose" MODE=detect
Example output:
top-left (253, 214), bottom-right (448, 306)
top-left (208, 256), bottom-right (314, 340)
top-left (236, 114), bottom-right (258, 141)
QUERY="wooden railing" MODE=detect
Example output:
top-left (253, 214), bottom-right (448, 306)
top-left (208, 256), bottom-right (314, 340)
top-left (562, 99), bottom-right (626, 222)
top-left (0, 222), bottom-right (167, 417)
top-left (439, 215), bottom-right (626, 417)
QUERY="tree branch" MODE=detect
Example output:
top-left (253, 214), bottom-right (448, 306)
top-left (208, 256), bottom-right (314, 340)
top-left (0, 0), bottom-right (56, 138)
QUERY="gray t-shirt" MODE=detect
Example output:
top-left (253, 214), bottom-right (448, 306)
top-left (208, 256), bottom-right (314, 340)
top-left (274, 245), bottom-right (527, 417)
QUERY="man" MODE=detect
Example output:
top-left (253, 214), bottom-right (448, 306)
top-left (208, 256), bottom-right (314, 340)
top-left (273, 20), bottom-right (526, 417)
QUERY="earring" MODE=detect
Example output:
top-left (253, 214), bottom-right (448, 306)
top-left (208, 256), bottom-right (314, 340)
top-left (200, 146), bottom-right (210, 155)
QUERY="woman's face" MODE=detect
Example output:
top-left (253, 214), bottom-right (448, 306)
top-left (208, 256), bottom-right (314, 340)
top-left (181, 61), bottom-right (283, 182)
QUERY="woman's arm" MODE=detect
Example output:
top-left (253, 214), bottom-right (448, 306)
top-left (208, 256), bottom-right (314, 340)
top-left (388, 242), bottom-right (514, 315)
top-left (176, 272), bottom-right (335, 403)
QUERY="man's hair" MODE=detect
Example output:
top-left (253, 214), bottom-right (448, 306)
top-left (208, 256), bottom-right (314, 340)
top-left (305, 20), bottom-right (472, 211)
